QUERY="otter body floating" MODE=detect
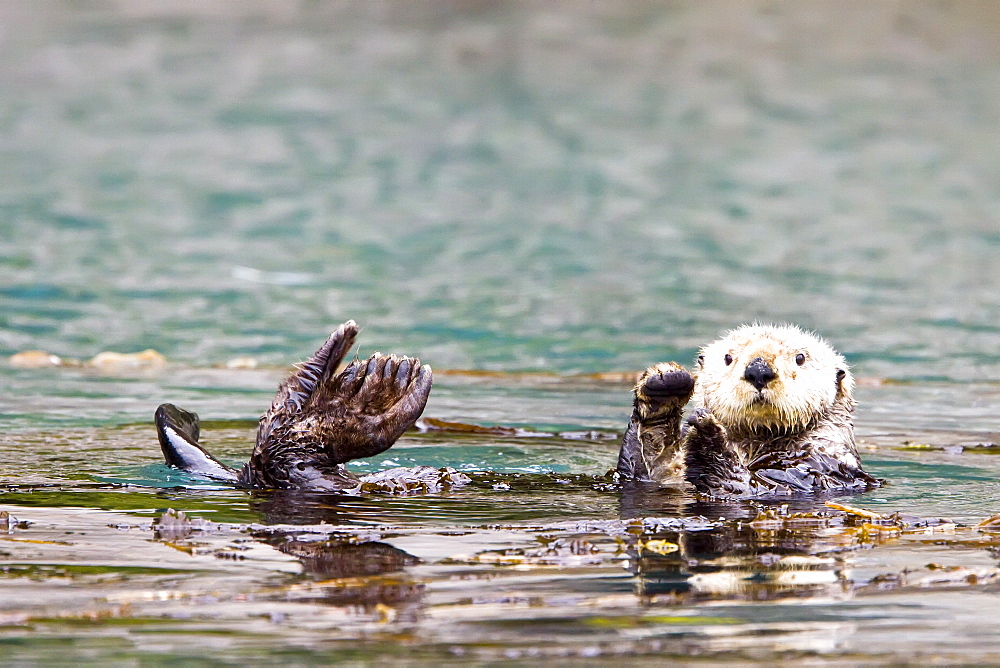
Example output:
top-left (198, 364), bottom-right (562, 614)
top-left (616, 324), bottom-right (879, 498)
top-left (155, 320), bottom-right (448, 492)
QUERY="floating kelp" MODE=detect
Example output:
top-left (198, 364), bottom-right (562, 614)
top-left (358, 466), bottom-right (471, 494)
top-left (415, 417), bottom-right (618, 442)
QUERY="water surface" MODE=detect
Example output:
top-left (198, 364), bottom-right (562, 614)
top-left (3, 2), bottom-right (1000, 664)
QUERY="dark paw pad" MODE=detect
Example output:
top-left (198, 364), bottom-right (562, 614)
top-left (641, 368), bottom-right (695, 399)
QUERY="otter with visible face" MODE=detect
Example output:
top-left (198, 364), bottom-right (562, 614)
top-left (616, 324), bottom-right (879, 498)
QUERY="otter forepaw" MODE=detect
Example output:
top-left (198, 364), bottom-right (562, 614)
top-left (634, 362), bottom-right (695, 420)
top-left (685, 409), bottom-right (726, 444)
top-left (639, 363), bottom-right (696, 399)
top-left (617, 362), bottom-right (694, 482)
top-left (683, 411), bottom-right (767, 497)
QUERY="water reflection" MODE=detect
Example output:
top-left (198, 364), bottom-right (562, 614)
top-left (264, 536), bottom-right (421, 581)
top-left (628, 521), bottom-right (849, 602)
top-left (257, 534), bottom-right (426, 614)
top-left (4, 484), bottom-right (1000, 663)
top-left (4, 0), bottom-right (1000, 661)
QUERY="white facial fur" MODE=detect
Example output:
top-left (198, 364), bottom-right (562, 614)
top-left (692, 324), bottom-right (853, 435)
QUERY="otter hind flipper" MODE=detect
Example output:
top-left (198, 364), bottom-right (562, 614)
top-left (310, 353), bottom-right (433, 463)
top-left (154, 403), bottom-right (238, 483)
top-left (246, 324), bottom-right (434, 490)
top-left (262, 320), bottom-right (360, 430)
top-left (748, 452), bottom-right (881, 495)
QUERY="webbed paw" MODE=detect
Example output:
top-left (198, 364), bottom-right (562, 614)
top-left (312, 353), bottom-right (433, 463)
top-left (155, 403), bottom-right (238, 482)
top-left (254, 323), bottom-right (433, 472)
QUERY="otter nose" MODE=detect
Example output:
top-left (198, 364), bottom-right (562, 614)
top-left (743, 357), bottom-right (776, 391)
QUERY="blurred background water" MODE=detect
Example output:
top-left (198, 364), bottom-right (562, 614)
top-left (2, 1), bottom-right (999, 380)
top-left (3, 1), bottom-right (1000, 663)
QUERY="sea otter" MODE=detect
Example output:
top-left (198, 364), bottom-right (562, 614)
top-left (155, 320), bottom-right (466, 492)
top-left (616, 324), bottom-right (879, 498)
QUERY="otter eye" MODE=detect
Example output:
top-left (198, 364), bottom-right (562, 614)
top-left (724, 354), bottom-right (733, 366)
top-left (795, 353), bottom-right (806, 366)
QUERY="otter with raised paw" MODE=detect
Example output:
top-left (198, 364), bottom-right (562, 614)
top-left (155, 320), bottom-right (468, 493)
top-left (616, 324), bottom-right (879, 498)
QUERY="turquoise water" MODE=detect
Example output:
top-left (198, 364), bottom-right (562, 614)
top-left (3, 2), bottom-right (1000, 663)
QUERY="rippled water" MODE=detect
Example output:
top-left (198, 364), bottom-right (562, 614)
top-left (3, 2), bottom-right (1000, 663)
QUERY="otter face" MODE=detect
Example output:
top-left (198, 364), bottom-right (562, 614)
top-left (692, 324), bottom-right (853, 435)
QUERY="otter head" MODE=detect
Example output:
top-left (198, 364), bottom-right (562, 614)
top-left (692, 324), bottom-right (853, 436)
